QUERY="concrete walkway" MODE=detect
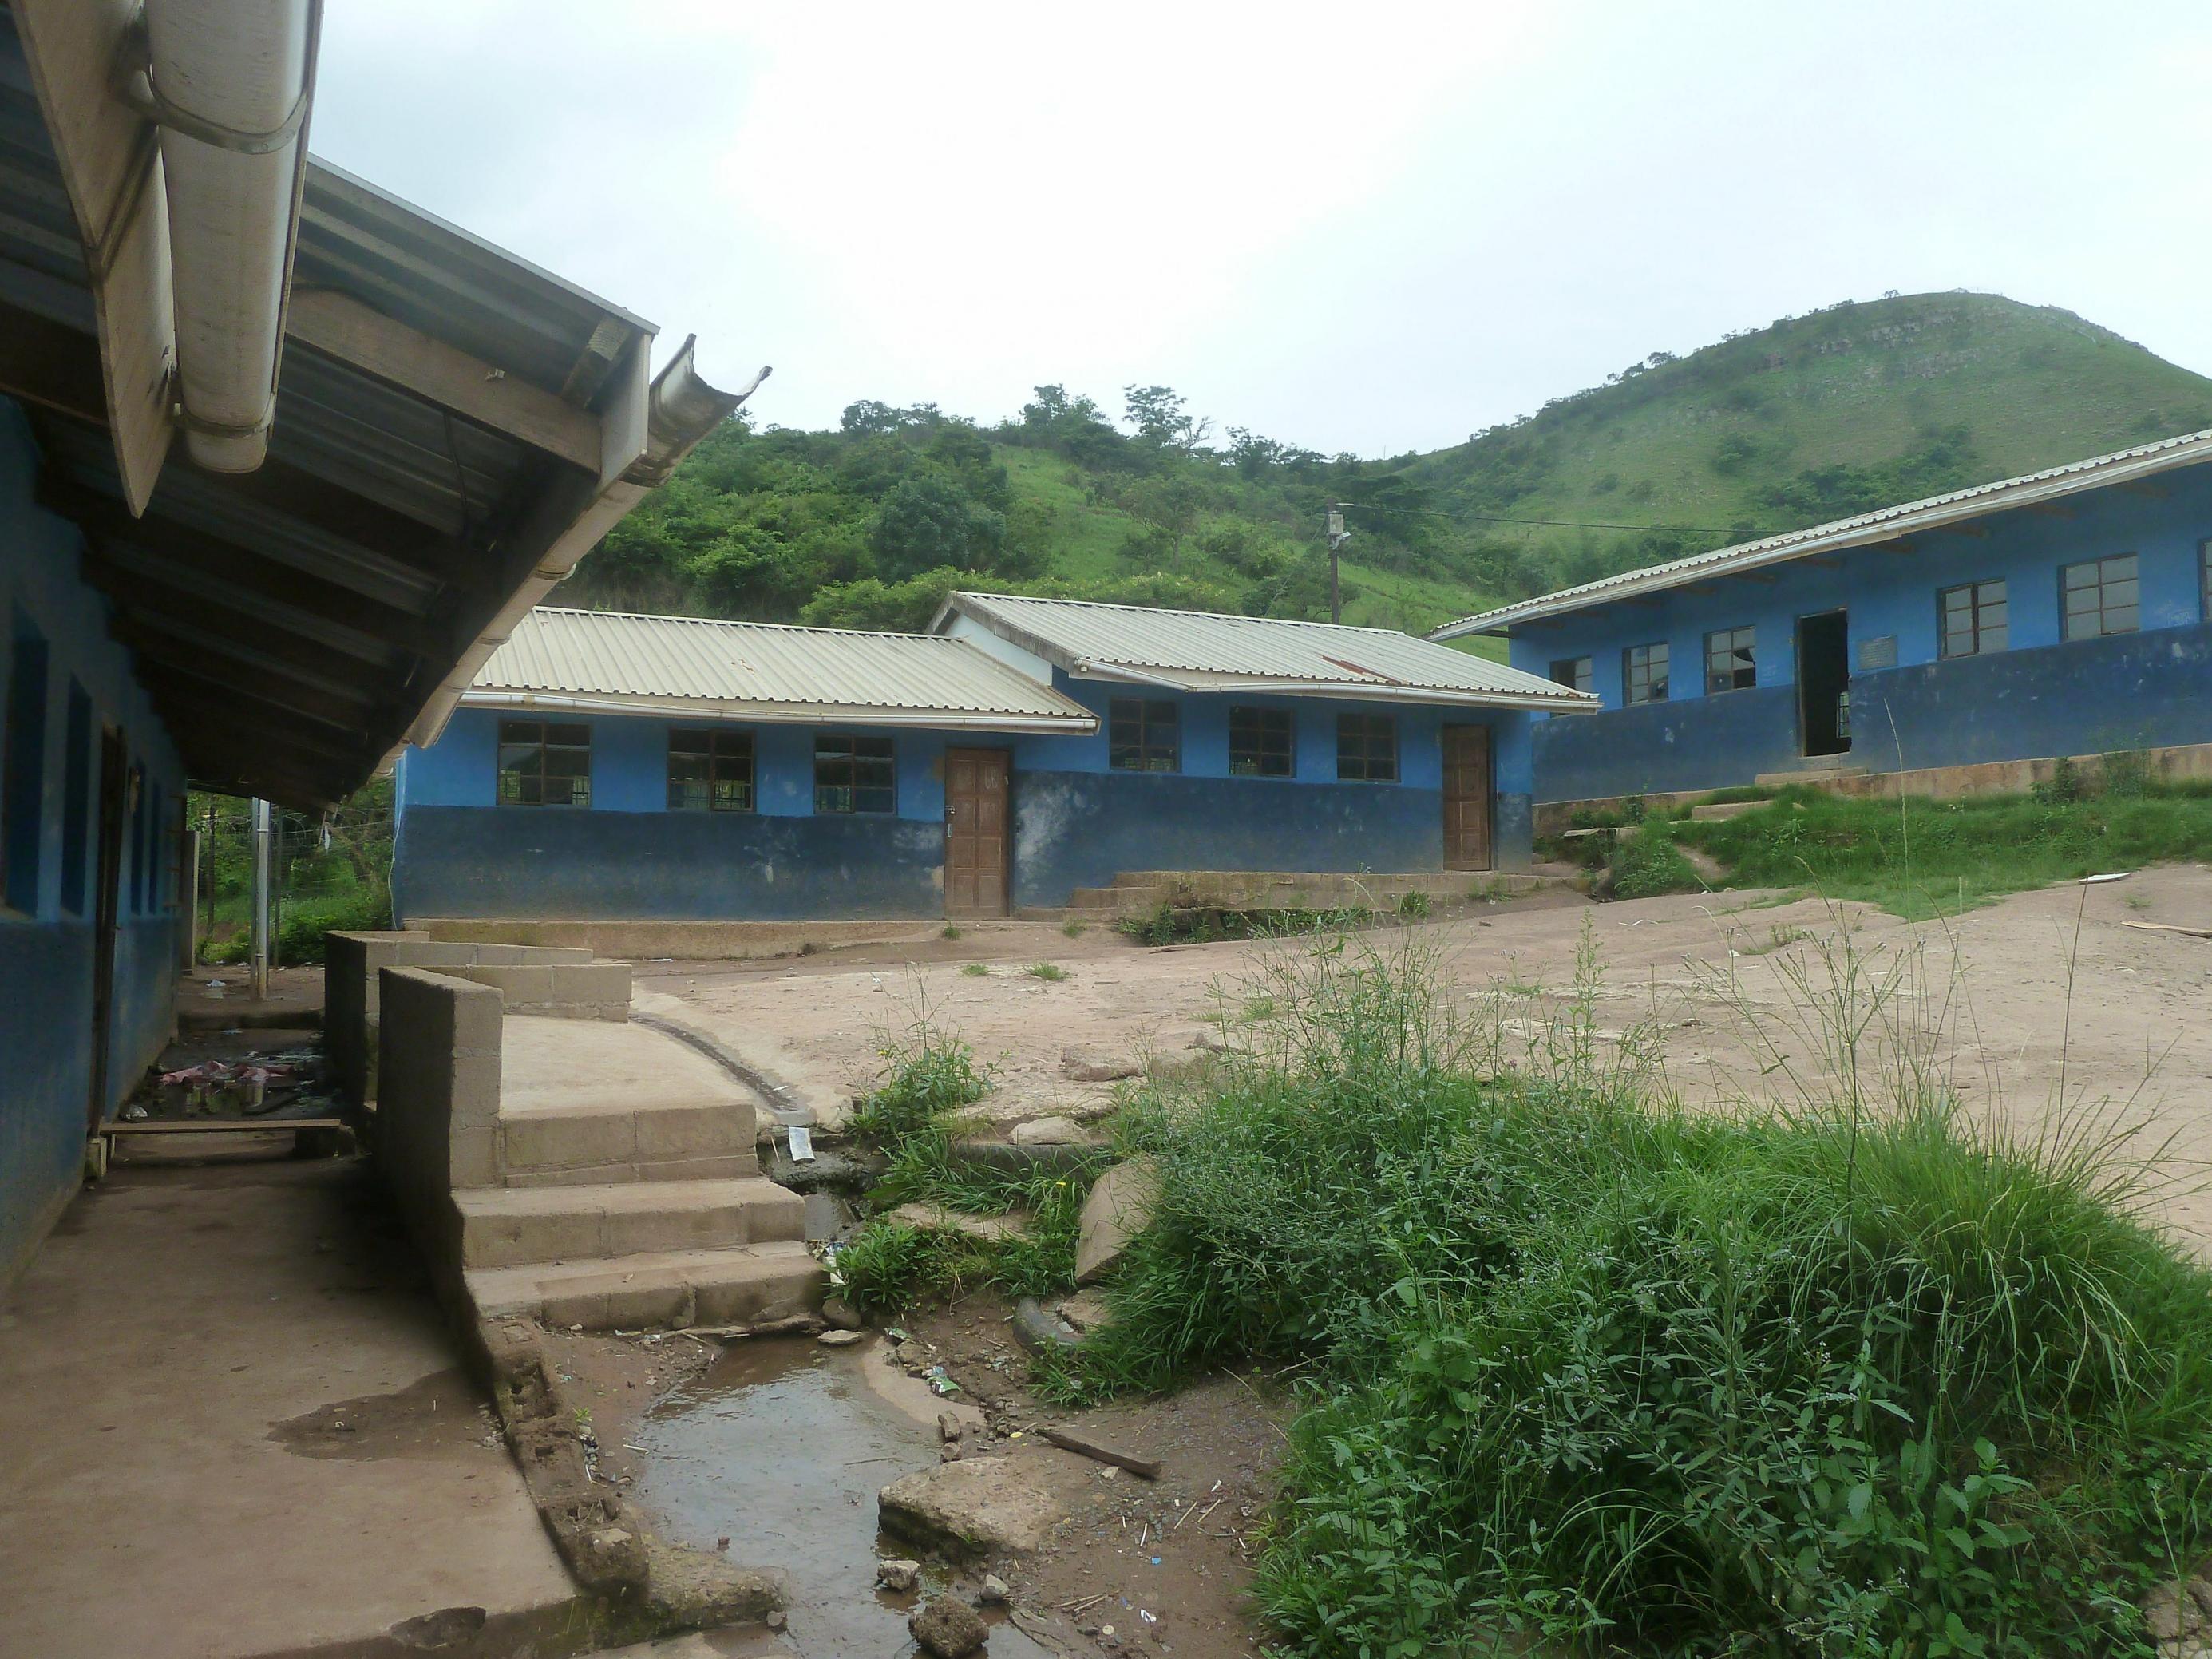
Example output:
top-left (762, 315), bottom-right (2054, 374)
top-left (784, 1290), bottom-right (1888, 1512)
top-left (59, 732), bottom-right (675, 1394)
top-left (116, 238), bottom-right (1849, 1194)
top-left (0, 1148), bottom-right (581, 1658)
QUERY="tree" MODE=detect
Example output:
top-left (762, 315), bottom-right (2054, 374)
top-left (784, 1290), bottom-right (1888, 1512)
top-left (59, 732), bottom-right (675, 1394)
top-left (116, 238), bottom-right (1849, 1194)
top-left (840, 399), bottom-right (907, 435)
top-left (869, 475), bottom-right (1006, 582)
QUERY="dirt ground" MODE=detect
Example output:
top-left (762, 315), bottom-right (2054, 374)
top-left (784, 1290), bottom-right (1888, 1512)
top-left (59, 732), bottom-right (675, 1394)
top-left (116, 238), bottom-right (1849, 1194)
top-left (643, 867), bottom-right (2212, 1249)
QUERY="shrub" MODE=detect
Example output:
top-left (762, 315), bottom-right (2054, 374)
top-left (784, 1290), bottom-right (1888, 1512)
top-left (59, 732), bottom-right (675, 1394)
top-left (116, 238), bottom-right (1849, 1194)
top-left (848, 1027), bottom-right (989, 1149)
top-left (1066, 935), bottom-right (2212, 1657)
top-left (1607, 816), bottom-right (1703, 898)
top-left (1395, 890), bottom-right (1432, 921)
top-left (1025, 961), bottom-right (1070, 982)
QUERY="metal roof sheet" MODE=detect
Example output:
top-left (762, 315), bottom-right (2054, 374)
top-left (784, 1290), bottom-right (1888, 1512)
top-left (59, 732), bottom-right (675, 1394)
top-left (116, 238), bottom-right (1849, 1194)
top-left (469, 607), bottom-right (1099, 728)
top-left (1432, 425), bottom-right (2212, 639)
top-left (936, 592), bottom-right (1595, 710)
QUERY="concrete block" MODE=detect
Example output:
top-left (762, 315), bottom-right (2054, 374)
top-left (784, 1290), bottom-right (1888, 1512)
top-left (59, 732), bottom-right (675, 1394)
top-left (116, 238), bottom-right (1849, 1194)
top-left (632, 1155), bottom-right (758, 1184)
top-left (449, 1126), bottom-right (500, 1188)
top-left (632, 1103), bottom-right (750, 1162)
top-left (502, 1111), bottom-right (636, 1174)
top-left (549, 963), bottom-right (633, 1008)
top-left (503, 1162), bottom-right (639, 1189)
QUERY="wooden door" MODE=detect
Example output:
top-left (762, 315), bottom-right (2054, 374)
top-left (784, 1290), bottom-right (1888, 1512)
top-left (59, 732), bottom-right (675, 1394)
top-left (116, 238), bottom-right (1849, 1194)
top-left (87, 727), bottom-right (127, 1129)
top-left (1442, 725), bottom-right (1494, 872)
top-left (944, 748), bottom-right (1011, 917)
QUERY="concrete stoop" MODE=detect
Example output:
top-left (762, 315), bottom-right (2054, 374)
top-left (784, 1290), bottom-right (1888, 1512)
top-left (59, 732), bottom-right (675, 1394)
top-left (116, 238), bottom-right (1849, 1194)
top-left (1056, 866), bottom-right (1565, 918)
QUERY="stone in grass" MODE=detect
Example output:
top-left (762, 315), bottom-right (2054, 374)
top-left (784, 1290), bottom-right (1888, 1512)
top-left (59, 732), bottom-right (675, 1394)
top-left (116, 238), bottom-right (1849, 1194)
top-left (911, 1594), bottom-right (989, 1658)
top-left (1008, 1115), bottom-right (1093, 1146)
top-left (817, 1328), bottom-right (865, 1347)
top-left (1074, 1157), bottom-right (1161, 1283)
top-left (880, 1457), bottom-right (1064, 1557)
top-left (979, 1572), bottom-right (1011, 1604)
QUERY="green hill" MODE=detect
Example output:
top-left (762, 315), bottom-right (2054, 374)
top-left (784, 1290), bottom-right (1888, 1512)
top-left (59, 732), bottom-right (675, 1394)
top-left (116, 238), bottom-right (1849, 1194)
top-left (565, 292), bottom-right (2212, 645)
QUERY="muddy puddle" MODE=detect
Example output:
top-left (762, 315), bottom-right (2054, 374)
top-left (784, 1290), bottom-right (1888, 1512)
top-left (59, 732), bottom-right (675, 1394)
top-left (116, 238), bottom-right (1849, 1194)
top-left (630, 1336), bottom-right (1051, 1658)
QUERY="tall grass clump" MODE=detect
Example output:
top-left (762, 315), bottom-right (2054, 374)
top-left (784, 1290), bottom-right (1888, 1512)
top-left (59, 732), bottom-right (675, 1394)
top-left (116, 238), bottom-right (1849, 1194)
top-left (1070, 928), bottom-right (2212, 1657)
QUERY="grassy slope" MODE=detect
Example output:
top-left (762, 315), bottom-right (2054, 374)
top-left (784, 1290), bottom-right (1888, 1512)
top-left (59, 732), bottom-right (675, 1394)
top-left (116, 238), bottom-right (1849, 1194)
top-left (1408, 292), bottom-right (2212, 553)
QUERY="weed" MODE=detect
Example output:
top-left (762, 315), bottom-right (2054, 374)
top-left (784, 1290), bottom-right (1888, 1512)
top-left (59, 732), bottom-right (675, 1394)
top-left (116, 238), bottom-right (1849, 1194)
top-left (1242, 993), bottom-right (1278, 1024)
top-left (1607, 814), bottom-right (1704, 898)
top-left (1025, 961), bottom-right (1070, 982)
top-left (1062, 918), bottom-right (1090, 938)
top-left (1395, 889), bottom-right (1433, 921)
top-left (2125, 892), bottom-right (2152, 913)
top-left (847, 1011), bottom-right (990, 1151)
top-left (941, 924), bottom-right (963, 940)
top-left (796, 940), bottom-right (821, 957)
top-left (1061, 931), bottom-right (2212, 1656)
top-left (960, 962), bottom-right (990, 978)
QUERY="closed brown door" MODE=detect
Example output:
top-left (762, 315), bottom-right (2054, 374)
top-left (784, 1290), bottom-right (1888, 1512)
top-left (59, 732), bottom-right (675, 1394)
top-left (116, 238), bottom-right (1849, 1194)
top-left (944, 748), bottom-right (1011, 917)
top-left (1442, 725), bottom-right (1493, 872)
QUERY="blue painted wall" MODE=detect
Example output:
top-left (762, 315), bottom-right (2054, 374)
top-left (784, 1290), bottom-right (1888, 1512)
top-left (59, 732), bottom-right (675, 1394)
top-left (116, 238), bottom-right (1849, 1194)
top-left (1509, 464), bottom-right (2212, 801)
top-left (1, 400), bottom-right (185, 1287)
top-left (392, 679), bottom-right (1537, 921)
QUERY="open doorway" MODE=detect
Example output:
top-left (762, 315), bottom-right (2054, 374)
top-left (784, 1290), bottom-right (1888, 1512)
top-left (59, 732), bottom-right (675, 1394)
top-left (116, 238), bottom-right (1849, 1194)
top-left (1796, 611), bottom-right (1850, 758)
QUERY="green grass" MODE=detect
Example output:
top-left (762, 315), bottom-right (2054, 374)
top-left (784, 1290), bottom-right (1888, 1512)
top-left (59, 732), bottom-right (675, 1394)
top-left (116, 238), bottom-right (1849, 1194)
top-left (1024, 961), bottom-right (1070, 982)
top-left (1061, 918), bottom-right (1089, 938)
top-left (1677, 782), bottom-right (2212, 918)
top-left (1057, 932), bottom-right (2212, 1657)
top-left (959, 962), bottom-right (990, 978)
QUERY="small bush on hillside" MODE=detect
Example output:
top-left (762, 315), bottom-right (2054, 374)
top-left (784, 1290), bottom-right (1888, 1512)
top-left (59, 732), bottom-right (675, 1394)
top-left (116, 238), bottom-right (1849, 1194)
top-left (1606, 815), bottom-right (1703, 898)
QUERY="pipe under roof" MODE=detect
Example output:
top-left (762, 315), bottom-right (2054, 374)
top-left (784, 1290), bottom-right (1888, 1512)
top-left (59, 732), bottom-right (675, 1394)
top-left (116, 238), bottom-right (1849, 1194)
top-left (140, 0), bottom-right (319, 473)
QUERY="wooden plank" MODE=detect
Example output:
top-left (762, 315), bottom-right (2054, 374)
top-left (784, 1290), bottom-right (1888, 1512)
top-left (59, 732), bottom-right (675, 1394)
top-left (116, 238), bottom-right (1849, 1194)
top-left (2123, 921), bottom-right (2212, 940)
top-left (100, 1117), bottom-right (346, 1135)
top-left (287, 288), bottom-right (602, 472)
top-left (1039, 1425), bottom-right (1161, 1480)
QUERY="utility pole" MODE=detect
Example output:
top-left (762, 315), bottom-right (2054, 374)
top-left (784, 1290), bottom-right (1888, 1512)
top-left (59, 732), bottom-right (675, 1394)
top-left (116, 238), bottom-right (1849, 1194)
top-left (1324, 503), bottom-right (1354, 624)
top-left (250, 797), bottom-right (271, 1000)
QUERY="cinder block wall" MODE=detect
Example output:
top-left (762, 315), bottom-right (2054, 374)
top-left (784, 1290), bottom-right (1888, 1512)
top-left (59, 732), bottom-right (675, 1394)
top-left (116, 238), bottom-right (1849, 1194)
top-left (374, 967), bottom-right (504, 1291)
top-left (326, 932), bottom-right (593, 1107)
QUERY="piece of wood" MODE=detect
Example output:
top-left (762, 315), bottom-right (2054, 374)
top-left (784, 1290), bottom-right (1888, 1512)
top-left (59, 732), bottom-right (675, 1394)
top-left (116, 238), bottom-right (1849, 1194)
top-left (100, 1117), bottom-right (347, 1134)
top-left (2123, 921), bottom-right (2212, 940)
top-left (288, 288), bottom-right (603, 471)
top-left (1039, 1424), bottom-right (1161, 1481)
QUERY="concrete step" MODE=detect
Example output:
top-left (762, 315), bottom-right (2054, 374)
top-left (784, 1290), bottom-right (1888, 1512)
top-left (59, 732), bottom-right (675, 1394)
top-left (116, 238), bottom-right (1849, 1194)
top-left (455, 1177), bottom-right (805, 1269)
top-left (465, 1240), bottom-right (826, 1331)
top-left (1754, 764), bottom-right (1868, 788)
top-left (498, 1099), bottom-right (759, 1187)
top-left (1070, 885), bottom-right (1166, 914)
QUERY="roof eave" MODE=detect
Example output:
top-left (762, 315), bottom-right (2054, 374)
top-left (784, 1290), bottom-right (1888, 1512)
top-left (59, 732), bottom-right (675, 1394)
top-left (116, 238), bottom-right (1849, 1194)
top-left (1070, 660), bottom-right (1593, 712)
top-left (456, 688), bottom-right (1097, 734)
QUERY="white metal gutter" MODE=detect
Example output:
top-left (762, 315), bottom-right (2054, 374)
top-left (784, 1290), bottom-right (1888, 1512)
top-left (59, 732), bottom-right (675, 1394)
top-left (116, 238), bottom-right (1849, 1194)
top-left (139, 0), bottom-right (320, 473)
top-left (1070, 659), bottom-right (1596, 713)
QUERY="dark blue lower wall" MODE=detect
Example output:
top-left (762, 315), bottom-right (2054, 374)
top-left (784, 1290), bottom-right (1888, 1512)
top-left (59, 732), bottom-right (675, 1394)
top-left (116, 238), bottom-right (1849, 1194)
top-left (394, 806), bottom-right (948, 922)
top-left (1533, 685), bottom-right (1802, 802)
top-left (1011, 770), bottom-right (1448, 907)
top-left (2, 921), bottom-right (93, 1282)
top-left (1852, 624), bottom-right (2212, 774)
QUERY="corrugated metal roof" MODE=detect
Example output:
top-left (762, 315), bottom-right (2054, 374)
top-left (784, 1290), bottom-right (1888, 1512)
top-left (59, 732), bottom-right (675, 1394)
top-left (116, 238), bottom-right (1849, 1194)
top-left (469, 608), bottom-right (1098, 729)
top-left (936, 592), bottom-right (1595, 710)
top-left (1432, 425), bottom-right (2212, 639)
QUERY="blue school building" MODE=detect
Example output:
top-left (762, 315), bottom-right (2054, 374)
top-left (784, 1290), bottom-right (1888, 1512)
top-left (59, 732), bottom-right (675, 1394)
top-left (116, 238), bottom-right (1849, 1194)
top-left (1432, 430), bottom-right (2212, 818)
top-left (389, 594), bottom-right (1593, 925)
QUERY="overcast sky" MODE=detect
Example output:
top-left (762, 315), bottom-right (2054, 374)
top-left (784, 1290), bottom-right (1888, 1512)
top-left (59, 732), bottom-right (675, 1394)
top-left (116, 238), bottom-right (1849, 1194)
top-left (309, 2), bottom-right (2212, 460)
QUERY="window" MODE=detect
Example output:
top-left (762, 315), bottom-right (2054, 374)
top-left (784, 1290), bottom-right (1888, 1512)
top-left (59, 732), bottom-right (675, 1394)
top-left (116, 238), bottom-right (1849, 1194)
top-left (1228, 707), bottom-right (1293, 777)
top-left (1549, 656), bottom-right (1593, 695)
top-left (2061, 553), bottom-right (2138, 640)
top-left (668, 727), bottom-right (755, 812)
top-left (1937, 580), bottom-right (2008, 659)
top-left (4, 615), bottom-right (49, 913)
top-left (1108, 698), bottom-right (1179, 772)
top-left (1336, 712), bottom-right (1398, 782)
top-left (814, 734), bottom-right (895, 814)
top-left (1623, 642), bottom-right (1669, 705)
top-left (1704, 626), bottom-right (1756, 693)
top-left (60, 680), bottom-right (89, 916)
top-left (497, 719), bottom-right (592, 806)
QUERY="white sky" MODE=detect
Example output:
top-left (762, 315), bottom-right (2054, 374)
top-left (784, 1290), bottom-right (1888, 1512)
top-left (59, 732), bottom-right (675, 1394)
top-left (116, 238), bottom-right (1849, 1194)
top-left (309, 2), bottom-right (2212, 460)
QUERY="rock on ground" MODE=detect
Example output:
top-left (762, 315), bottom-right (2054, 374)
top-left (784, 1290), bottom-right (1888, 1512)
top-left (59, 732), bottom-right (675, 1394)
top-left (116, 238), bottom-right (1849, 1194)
top-left (1008, 1115), bottom-right (1094, 1146)
top-left (910, 1594), bottom-right (988, 1657)
top-left (1061, 1045), bottom-right (1142, 1083)
top-left (888, 1202), bottom-right (1032, 1243)
top-left (876, 1558), bottom-right (920, 1592)
top-left (1075, 1157), bottom-right (1161, 1282)
top-left (880, 1456), bottom-right (1066, 1557)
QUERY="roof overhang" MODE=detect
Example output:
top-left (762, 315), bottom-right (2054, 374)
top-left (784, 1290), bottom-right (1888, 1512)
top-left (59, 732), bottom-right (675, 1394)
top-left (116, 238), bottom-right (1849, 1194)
top-left (457, 688), bottom-right (1098, 734)
top-left (0, 8), bottom-right (754, 810)
top-left (1066, 659), bottom-right (1591, 712)
top-left (1431, 426), bottom-right (2212, 639)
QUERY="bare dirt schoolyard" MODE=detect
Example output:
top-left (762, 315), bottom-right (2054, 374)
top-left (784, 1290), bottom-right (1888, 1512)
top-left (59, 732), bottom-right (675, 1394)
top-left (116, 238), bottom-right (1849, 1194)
top-left (642, 867), bottom-right (2212, 1254)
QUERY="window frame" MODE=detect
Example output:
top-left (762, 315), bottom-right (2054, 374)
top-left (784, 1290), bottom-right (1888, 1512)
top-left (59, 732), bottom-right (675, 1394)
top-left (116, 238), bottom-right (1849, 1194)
top-left (1335, 711), bottom-right (1399, 783)
top-left (496, 719), bottom-right (593, 808)
top-left (2060, 552), bottom-right (2139, 642)
top-left (1623, 641), bottom-right (1670, 706)
top-left (1226, 706), bottom-right (1294, 778)
top-left (813, 732), bottom-right (896, 815)
top-left (667, 727), bottom-right (757, 813)
top-left (1108, 697), bottom-right (1181, 773)
top-left (1704, 625), bottom-right (1757, 694)
top-left (1548, 655), bottom-right (1593, 695)
top-left (1937, 579), bottom-right (2009, 659)
top-left (2199, 538), bottom-right (2210, 622)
